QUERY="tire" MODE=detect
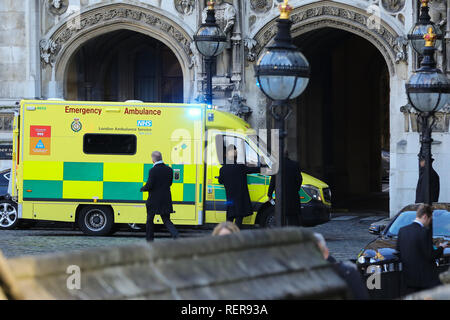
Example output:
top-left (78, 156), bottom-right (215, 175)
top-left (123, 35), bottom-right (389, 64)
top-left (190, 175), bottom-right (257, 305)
top-left (258, 206), bottom-right (276, 228)
top-left (0, 200), bottom-right (19, 230)
top-left (258, 206), bottom-right (304, 228)
top-left (78, 206), bottom-right (114, 236)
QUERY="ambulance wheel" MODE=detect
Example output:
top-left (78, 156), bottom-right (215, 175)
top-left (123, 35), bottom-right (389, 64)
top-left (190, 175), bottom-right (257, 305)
top-left (78, 206), bottom-right (114, 236)
top-left (0, 200), bottom-right (19, 230)
top-left (258, 206), bottom-right (276, 229)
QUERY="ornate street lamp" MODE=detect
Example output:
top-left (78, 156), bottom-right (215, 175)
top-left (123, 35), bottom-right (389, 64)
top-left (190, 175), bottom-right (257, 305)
top-left (405, 28), bottom-right (450, 205)
top-left (408, 0), bottom-right (443, 56)
top-left (254, 0), bottom-right (310, 227)
top-left (193, 1), bottom-right (227, 105)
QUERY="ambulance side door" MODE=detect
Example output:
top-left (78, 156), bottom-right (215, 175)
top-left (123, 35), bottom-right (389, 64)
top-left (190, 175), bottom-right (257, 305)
top-left (204, 130), bottom-right (220, 223)
top-left (211, 133), bottom-right (267, 223)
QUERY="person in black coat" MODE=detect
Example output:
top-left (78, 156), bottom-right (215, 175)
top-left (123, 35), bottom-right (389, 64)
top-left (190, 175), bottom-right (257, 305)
top-left (140, 151), bottom-right (179, 242)
top-left (415, 157), bottom-right (440, 203)
top-left (397, 204), bottom-right (447, 294)
top-left (218, 145), bottom-right (260, 228)
top-left (313, 233), bottom-right (369, 300)
top-left (267, 152), bottom-right (302, 226)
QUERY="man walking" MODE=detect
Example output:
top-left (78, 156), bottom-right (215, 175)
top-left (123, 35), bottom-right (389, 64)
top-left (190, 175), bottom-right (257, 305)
top-left (140, 151), bottom-right (179, 241)
top-left (397, 204), bottom-right (447, 294)
top-left (218, 145), bottom-right (260, 228)
top-left (267, 151), bottom-right (302, 226)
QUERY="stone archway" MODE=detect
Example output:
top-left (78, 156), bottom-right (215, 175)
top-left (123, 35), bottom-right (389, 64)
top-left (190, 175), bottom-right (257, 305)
top-left (40, 3), bottom-right (195, 101)
top-left (292, 27), bottom-right (391, 211)
top-left (65, 29), bottom-right (184, 103)
top-left (247, 1), bottom-right (406, 213)
top-left (251, 1), bottom-right (405, 76)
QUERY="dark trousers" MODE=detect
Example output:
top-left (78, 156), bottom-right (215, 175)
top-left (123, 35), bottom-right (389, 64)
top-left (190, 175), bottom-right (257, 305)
top-left (227, 216), bottom-right (243, 228)
top-left (405, 282), bottom-right (440, 296)
top-left (146, 208), bottom-right (179, 242)
top-left (404, 286), bottom-right (423, 296)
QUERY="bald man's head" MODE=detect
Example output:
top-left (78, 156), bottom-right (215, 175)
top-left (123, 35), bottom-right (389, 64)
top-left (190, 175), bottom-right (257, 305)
top-left (152, 151), bottom-right (163, 163)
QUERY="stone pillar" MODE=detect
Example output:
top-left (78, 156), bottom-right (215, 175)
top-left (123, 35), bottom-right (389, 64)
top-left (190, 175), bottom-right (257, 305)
top-left (446, 0), bottom-right (450, 72)
top-left (231, 0), bottom-right (242, 95)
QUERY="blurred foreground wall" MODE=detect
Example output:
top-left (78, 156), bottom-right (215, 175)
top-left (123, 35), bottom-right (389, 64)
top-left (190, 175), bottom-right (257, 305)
top-left (0, 228), bottom-right (349, 300)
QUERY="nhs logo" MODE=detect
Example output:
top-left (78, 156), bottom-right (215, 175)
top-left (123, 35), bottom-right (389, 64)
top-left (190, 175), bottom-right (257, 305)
top-left (137, 120), bottom-right (152, 127)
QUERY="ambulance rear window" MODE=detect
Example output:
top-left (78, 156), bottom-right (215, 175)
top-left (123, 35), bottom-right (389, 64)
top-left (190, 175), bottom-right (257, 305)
top-left (83, 134), bottom-right (136, 155)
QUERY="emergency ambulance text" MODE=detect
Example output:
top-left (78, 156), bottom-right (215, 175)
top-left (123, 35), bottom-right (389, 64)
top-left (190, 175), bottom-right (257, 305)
top-left (65, 106), bottom-right (102, 115)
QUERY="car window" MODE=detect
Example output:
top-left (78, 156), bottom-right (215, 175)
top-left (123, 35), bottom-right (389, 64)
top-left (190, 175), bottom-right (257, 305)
top-left (433, 210), bottom-right (450, 237)
top-left (387, 211), bottom-right (416, 236)
top-left (386, 210), bottom-right (450, 237)
top-left (0, 169), bottom-right (10, 186)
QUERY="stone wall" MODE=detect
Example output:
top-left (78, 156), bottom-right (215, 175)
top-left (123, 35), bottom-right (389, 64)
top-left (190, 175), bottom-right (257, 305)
top-left (0, 0), bottom-right (34, 102)
top-left (0, 228), bottom-right (349, 300)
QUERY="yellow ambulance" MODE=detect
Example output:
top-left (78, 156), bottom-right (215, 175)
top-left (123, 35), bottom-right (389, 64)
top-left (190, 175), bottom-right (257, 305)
top-left (4, 100), bottom-right (331, 235)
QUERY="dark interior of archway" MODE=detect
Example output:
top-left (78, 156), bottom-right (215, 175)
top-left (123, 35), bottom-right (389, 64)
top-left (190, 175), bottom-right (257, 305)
top-left (66, 29), bottom-right (183, 102)
top-left (292, 28), bottom-right (390, 213)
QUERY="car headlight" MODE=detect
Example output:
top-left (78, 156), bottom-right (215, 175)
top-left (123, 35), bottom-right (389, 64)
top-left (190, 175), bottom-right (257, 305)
top-left (357, 256), bottom-right (366, 264)
top-left (302, 185), bottom-right (322, 201)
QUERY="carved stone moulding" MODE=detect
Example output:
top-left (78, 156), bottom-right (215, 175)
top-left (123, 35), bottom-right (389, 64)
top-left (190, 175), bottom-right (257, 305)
top-left (174, 0), bottom-right (195, 15)
top-left (251, 3), bottom-right (402, 75)
top-left (47, 0), bottom-right (69, 16)
top-left (400, 105), bottom-right (450, 133)
top-left (250, 0), bottom-right (274, 14)
top-left (381, 0), bottom-right (406, 14)
top-left (43, 4), bottom-right (193, 66)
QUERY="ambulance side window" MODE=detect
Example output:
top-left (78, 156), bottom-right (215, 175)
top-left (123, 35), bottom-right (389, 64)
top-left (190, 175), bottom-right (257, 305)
top-left (83, 134), bottom-right (137, 155)
top-left (244, 142), bottom-right (259, 167)
top-left (215, 135), bottom-right (259, 167)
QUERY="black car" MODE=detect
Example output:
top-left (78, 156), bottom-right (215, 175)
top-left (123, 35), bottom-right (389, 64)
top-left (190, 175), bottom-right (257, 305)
top-left (357, 203), bottom-right (450, 267)
top-left (355, 204), bottom-right (450, 299)
top-left (0, 168), bottom-right (10, 196)
top-left (0, 168), bottom-right (20, 230)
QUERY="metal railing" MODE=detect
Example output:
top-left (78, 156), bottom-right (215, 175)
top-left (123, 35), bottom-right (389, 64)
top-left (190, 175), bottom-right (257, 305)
top-left (357, 257), bottom-right (450, 300)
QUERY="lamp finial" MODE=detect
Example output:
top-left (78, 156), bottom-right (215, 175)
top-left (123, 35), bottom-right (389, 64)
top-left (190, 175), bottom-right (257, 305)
top-left (421, 0), bottom-right (430, 7)
top-left (279, 0), bottom-right (293, 20)
top-left (424, 27), bottom-right (437, 47)
top-left (207, 0), bottom-right (215, 10)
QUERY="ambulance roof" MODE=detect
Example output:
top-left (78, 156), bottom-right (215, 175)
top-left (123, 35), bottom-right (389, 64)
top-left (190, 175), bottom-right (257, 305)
top-left (206, 109), bottom-right (253, 132)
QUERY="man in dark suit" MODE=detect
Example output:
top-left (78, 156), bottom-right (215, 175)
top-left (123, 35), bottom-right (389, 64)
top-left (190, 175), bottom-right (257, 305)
top-left (140, 151), bottom-right (179, 242)
top-left (397, 204), bottom-right (448, 294)
top-left (267, 152), bottom-right (302, 226)
top-left (218, 145), bottom-right (260, 228)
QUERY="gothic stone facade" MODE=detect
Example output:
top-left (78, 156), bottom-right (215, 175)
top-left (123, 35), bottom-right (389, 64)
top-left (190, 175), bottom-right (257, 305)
top-left (0, 0), bottom-right (449, 216)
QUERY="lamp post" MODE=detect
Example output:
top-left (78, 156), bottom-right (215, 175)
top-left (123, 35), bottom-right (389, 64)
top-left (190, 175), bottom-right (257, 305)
top-left (254, 0), bottom-right (310, 227)
top-left (408, 0), bottom-right (443, 56)
top-left (405, 28), bottom-right (450, 206)
top-left (193, 1), bottom-right (226, 105)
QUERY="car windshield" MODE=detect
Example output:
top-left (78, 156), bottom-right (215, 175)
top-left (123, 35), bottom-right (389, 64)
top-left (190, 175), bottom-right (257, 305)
top-left (386, 210), bottom-right (450, 237)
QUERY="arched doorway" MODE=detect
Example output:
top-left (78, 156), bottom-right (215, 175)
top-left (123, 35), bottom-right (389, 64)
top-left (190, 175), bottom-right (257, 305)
top-left (65, 30), bottom-right (183, 102)
top-left (293, 28), bottom-right (390, 212)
